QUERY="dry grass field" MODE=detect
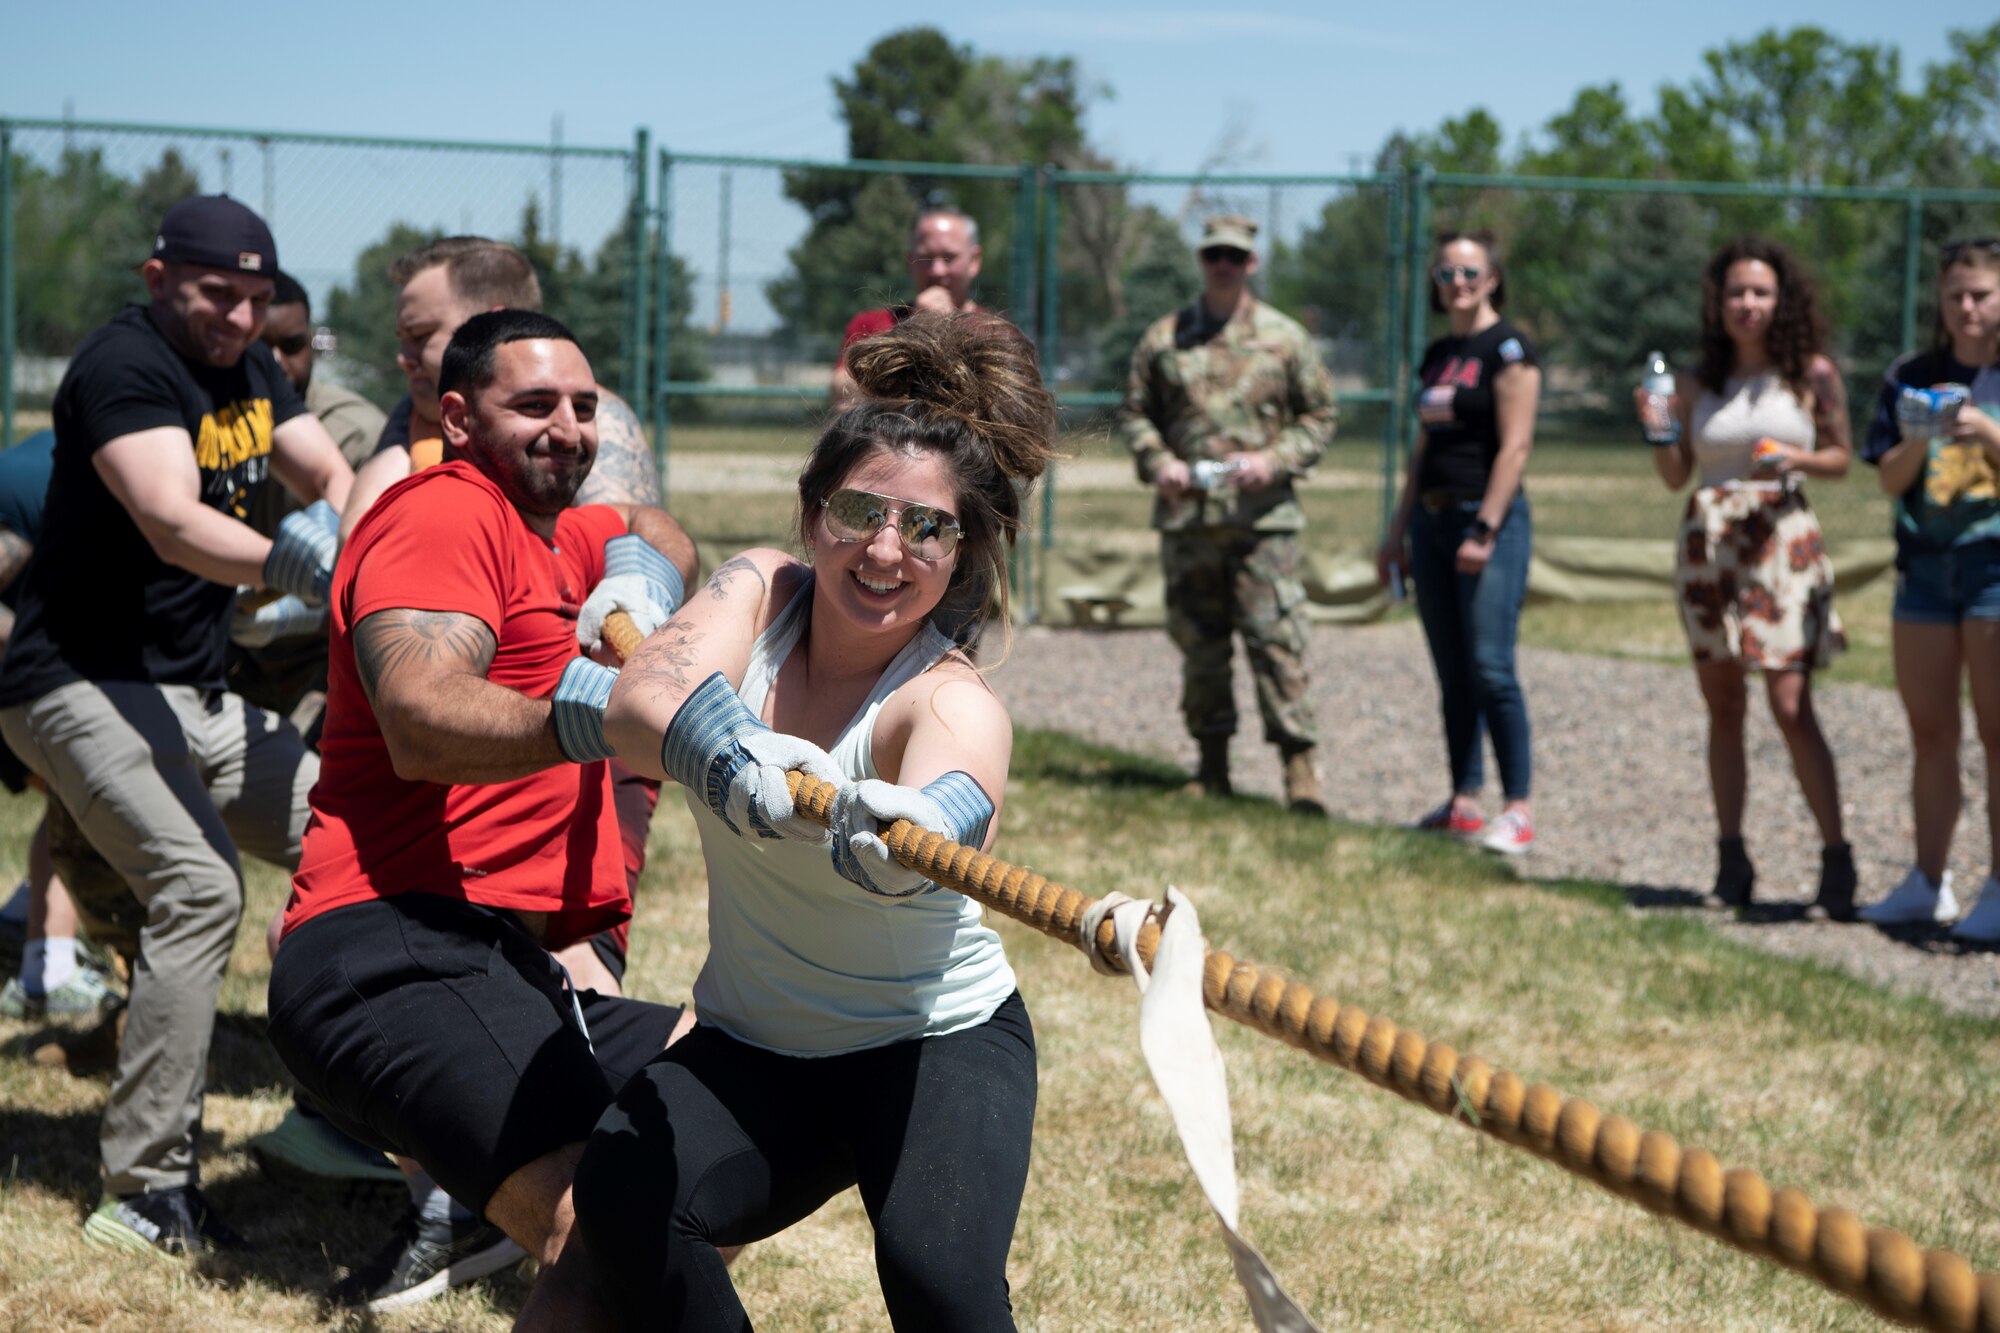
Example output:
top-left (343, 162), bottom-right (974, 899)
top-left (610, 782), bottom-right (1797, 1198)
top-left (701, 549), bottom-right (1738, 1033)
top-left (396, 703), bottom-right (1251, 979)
top-left (4, 732), bottom-right (1998, 1330)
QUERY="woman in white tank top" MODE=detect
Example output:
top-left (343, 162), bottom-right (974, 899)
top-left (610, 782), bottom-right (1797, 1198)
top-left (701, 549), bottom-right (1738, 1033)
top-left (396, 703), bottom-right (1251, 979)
top-left (1635, 237), bottom-right (1857, 919)
top-left (558, 312), bottom-right (1059, 1331)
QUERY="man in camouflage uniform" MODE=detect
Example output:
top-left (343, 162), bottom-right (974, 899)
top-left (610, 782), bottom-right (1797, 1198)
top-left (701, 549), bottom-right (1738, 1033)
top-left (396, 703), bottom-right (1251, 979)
top-left (1118, 216), bottom-right (1337, 813)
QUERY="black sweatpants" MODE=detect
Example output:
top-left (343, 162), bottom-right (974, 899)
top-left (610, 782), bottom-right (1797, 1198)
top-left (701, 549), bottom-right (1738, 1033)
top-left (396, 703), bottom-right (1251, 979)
top-left (573, 991), bottom-right (1036, 1332)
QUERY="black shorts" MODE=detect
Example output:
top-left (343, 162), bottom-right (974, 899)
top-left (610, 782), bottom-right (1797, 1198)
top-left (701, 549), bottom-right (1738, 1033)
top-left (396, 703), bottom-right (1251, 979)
top-left (267, 894), bottom-right (684, 1214)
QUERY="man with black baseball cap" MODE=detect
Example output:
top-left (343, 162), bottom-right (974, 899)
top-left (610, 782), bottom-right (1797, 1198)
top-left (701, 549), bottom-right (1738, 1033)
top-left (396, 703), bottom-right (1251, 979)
top-left (0, 193), bottom-right (355, 1257)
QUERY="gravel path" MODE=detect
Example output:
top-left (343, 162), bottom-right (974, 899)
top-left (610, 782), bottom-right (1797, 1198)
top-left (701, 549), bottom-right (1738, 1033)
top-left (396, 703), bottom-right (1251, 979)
top-left (989, 621), bottom-right (2000, 1018)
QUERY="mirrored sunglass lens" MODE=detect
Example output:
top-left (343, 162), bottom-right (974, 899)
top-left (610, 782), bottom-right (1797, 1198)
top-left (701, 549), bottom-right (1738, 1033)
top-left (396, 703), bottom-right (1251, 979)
top-left (826, 491), bottom-right (888, 539)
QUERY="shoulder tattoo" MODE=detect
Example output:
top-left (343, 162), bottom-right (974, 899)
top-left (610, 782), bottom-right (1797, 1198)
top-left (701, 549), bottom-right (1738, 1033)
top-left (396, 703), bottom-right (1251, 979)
top-left (575, 392), bottom-right (663, 507)
top-left (703, 554), bottom-right (767, 604)
top-left (352, 609), bottom-right (497, 703)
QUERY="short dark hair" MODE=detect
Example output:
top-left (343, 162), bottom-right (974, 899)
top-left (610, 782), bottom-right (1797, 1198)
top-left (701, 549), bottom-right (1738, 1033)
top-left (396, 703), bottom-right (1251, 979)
top-left (390, 236), bottom-right (542, 310)
top-left (1429, 228), bottom-right (1507, 313)
top-left (271, 270), bottom-right (310, 313)
top-left (439, 309), bottom-right (582, 400)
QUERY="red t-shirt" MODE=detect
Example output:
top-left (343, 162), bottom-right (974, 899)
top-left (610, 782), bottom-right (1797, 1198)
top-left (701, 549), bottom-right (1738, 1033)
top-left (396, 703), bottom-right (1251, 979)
top-left (283, 461), bottom-right (630, 948)
top-left (839, 307), bottom-right (901, 363)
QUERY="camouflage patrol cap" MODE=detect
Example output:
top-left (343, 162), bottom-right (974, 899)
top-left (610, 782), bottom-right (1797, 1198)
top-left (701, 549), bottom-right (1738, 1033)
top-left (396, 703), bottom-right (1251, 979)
top-left (1199, 216), bottom-right (1258, 254)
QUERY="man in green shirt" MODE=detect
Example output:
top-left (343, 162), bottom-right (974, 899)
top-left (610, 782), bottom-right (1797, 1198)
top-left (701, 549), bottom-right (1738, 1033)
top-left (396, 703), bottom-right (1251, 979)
top-left (1118, 216), bottom-right (1337, 813)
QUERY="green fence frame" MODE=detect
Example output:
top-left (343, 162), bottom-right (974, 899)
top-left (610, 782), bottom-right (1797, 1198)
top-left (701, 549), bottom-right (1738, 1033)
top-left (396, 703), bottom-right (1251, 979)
top-left (8, 117), bottom-right (2000, 622)
top-left (0, 114), bottom-right (644, 451)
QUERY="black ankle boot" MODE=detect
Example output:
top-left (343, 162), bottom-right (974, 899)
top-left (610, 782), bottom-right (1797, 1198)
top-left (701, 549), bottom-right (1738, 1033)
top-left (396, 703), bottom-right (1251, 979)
top-left (1808, 843), bottom-right (1857, 922)
top-left (1710, 837), bottom-right (1755, 909)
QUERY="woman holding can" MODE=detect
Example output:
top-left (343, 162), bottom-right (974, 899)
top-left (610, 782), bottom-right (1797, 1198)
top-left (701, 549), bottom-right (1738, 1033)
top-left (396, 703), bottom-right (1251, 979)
top-left (1635, 236), bottom-right (1855, 915)
top-left (1855, 238), bottom-right (2000, 937)
top-left (1379, 228), bottom-right (1541, 855)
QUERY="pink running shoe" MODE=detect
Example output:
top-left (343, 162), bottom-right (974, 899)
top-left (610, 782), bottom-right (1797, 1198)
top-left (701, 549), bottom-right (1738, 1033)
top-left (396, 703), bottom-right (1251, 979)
top-left (1481, 809), bottom-right (1535, 855)
top-left (1413, 802), bottom-right (1484, 838)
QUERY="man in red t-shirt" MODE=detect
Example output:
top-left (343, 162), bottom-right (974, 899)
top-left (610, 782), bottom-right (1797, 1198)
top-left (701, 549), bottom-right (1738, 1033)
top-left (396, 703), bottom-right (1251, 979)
top-left (828, 206), bottom-right (984, 409)
top-left (268, 309), bottom-right (694, 1324)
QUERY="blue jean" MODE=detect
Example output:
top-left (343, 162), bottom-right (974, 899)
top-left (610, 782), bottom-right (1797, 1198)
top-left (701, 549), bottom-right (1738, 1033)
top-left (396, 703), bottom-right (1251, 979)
top-left (1409, 493), bottom-right (1533, 800)
top-left (1893, 539), bottom-right (2000, 625)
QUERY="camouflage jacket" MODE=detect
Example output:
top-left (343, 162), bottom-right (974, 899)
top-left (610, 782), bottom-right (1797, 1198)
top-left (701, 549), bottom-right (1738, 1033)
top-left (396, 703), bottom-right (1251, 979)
top-left (1118, 298), bottom-right (1337, 532)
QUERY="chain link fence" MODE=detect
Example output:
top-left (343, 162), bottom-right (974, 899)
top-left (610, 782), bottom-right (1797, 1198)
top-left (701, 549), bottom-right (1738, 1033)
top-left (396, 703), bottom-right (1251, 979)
top-left (8, 118), bottom-right (2000, 622)
top-left (1, 116), bottom-right (646, 447)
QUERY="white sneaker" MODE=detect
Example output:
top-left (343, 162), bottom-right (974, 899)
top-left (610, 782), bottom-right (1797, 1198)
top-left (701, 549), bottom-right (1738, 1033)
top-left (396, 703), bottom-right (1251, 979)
top-left (1481, 810), bottom-right (1535, 856)
top-left (1950, 878), bottom-right (2000, 943)
top-left (1858, 868), bottom-right (1958, 925)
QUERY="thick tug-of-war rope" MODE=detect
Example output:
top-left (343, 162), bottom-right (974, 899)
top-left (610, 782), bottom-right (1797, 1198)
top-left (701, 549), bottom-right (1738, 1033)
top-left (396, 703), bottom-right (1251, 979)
top-left (602, 611), bottom-right (1994, 1330)
top-left (788, 772), bottom-right (2000, 1333)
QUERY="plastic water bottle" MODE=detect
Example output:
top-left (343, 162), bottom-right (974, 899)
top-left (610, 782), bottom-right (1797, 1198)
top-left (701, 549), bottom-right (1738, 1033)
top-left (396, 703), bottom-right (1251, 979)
top-left (1641, 351), bottom-right (1678, 446)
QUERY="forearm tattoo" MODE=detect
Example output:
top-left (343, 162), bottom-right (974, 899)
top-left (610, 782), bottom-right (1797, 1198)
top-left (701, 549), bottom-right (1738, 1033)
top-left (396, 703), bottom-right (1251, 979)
top-left (575, 391), bottom-right (663, 507)
top-left (353, 608), bottom-right (498, 704)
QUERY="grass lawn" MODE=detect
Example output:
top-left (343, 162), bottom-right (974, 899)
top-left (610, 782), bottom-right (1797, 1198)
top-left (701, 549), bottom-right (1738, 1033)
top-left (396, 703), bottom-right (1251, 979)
top-left (3, 730), bottom-right (1995, 1330)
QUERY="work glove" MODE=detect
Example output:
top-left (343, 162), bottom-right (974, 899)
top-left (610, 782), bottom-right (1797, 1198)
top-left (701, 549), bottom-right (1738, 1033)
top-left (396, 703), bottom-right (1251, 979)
top-left (551, 657), bottom-right (618, 763)
top-left (229, 591), bottom-right (327, 648)
top-left (264, 499), bottom-right (340, 602)
top-left (830, 771), bottom-right (994, 898)
top-left (577, 535), bottom-right (684, 653)
top-left (660, 672), bottom-right (843, 842)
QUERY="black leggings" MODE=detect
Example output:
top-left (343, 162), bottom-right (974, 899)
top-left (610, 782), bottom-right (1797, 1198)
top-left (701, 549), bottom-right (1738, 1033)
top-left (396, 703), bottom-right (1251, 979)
top-left (573, 991), bottom-right (1036, 1332)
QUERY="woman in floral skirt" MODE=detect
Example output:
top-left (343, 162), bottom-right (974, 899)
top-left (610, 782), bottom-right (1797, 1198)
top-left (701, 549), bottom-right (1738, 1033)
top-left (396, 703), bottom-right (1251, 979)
top-left (1635, 236), bottom-right (1856, 917)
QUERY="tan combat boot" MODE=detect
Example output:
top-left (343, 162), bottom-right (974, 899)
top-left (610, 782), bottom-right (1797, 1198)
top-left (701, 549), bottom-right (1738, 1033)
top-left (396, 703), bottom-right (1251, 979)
top-left (1182, 735), bottom-right (1232, 798)
top-left (1282, 745), bottom-right (1325, 817)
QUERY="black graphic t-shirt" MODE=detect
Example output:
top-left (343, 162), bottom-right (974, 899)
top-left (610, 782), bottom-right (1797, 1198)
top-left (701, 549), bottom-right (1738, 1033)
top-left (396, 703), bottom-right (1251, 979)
top-left (1415, 318), bottom-right (1537, 495)
top-left (0, 305), bottom-right (305, 702)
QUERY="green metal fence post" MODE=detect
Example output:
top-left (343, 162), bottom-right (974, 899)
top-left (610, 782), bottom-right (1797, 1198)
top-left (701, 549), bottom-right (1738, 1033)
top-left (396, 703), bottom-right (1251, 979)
top-left (1901, 194), bottom-right (1924, 357)
top-left (1035, 167), bottom-right (1065, 625)
top-left (1010, 163), bottom-right (1036, 330)
top-left (625, 128), bottom-right (650, 408)
top-left (1, 122), bottom-right (14, 450)
top-left (1379, 176), bottom-right (1405, 540)
top-left (1403, 162), bottom-right (1434, 445)
top-left (650, 146), bottom-right (672, 489)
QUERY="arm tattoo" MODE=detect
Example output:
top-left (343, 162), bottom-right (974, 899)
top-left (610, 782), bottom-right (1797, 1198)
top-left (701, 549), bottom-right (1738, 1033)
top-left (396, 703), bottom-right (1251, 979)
top-left (575, 392), bottom-right (663, 507)
top-left (703, 554), bottom-right (766, 603)
top-left (0, 527), bottom-right (30, 595)
top-left (624, 616), bottom-right (702, 703)
top-left (352, 609), bottom-right (498, 704)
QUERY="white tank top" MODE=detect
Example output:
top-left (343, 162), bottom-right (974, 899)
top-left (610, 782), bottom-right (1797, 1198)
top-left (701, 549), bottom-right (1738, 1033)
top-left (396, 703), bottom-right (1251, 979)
top-left (1688, 373), bottom-right (1816, 487)
top-left (686, 576), bottom-right (1018, 1055)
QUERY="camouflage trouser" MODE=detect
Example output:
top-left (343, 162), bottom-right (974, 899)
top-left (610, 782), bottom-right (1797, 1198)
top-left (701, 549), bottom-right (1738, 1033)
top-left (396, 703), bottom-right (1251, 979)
top-left (1161, 527), bottom-right (1316, 749)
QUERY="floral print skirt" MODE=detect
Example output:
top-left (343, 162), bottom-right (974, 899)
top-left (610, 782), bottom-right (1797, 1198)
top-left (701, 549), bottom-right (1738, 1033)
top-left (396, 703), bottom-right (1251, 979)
top-left (1674, 484), bottom-right (1845, 671)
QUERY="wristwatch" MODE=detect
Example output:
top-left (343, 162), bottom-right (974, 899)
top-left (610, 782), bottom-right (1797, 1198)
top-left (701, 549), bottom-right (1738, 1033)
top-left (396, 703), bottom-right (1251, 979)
top-left (1467, 517), bottom-right (1496, 543)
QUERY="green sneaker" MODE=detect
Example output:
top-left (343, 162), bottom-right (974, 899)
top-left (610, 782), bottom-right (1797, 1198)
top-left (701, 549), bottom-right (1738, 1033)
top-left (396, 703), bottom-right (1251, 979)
top-left (82, 1186), bottom-right (251, 1260)
top-left (0, 966), bottom-right (121, 1022)
top-left (249, 1106), bottom-right (405, 1195)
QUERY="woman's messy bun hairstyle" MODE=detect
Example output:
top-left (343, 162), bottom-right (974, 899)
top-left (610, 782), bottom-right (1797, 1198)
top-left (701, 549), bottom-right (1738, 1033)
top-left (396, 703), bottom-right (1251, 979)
top-left (799, 310), bottom-right (1061, 643)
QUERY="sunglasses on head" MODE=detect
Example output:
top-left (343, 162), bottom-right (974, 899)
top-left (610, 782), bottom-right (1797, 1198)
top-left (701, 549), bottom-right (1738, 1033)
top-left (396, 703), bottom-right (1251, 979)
top-left (1200, 247), bottom-right (1251, 266)
top-left (820, 488), bottom-right (962, 559)
top-left (1432, 264), bottom-right (1484, 285)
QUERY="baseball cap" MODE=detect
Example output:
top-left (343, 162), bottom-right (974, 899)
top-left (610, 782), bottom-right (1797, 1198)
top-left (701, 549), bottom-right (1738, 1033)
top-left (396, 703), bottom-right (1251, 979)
top-left (152, 195), bottom-right (278, 276)
top-left (1199, 216), bottom-right (1259, 254)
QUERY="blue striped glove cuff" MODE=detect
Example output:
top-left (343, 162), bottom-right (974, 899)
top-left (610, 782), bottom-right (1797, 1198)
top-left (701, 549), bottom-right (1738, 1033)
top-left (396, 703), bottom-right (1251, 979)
top-left (604, 534), bottom-right (684, 617)
top-left (552, 657), bottom-right (619, 763)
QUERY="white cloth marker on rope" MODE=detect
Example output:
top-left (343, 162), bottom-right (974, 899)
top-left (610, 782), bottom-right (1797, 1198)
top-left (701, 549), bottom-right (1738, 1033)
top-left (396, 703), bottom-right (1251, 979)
top-left (1081, 887), bottom-right (1322, 1333)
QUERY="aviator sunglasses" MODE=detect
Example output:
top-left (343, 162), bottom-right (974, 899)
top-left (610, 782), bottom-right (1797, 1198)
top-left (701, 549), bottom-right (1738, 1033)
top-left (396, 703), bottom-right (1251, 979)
top-left (820, 488), bottom-right (962, 559)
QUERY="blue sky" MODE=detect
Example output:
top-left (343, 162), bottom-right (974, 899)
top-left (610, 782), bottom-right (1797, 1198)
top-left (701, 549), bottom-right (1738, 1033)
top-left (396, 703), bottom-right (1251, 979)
top-left (6, 3), bottom-right (1993, 335)
top-left (6, 2), bottom-right (1993, 170)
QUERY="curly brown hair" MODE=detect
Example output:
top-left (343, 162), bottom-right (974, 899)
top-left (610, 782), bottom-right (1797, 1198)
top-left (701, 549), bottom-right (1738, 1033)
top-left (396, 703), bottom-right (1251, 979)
top-left (798, 310), bottom-right (1060, 641)
top-left (1694, 236), bottom-right (1825, 395)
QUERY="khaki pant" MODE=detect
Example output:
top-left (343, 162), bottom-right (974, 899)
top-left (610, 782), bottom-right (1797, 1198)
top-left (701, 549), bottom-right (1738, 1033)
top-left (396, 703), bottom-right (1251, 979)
top-left (1, 681), bottom-right (315, 1195)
